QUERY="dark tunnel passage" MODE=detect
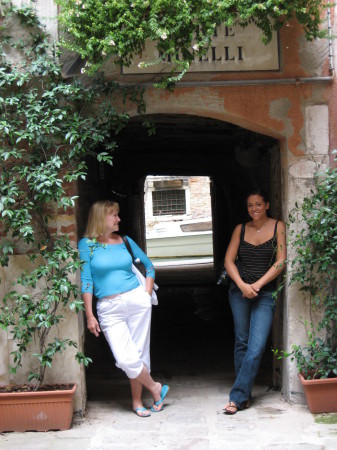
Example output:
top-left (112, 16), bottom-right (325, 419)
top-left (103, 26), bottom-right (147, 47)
top-left (77, 114), bottom-right (282, 399)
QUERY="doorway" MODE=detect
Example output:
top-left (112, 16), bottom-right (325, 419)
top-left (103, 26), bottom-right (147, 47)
top-left (77, 114), bottom-right (281, 398)
top-left (144, 175), bottom-right (214, 284)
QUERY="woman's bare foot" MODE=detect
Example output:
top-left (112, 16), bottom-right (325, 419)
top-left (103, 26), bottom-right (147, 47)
top-left (134, 406), bottom-right (151, 418)
top-left (151, 381), bottom-right (162, 403)
top-left (151, 384), bottom-right (170, 412)
top-left (223, 401), bottom-right (238, 415)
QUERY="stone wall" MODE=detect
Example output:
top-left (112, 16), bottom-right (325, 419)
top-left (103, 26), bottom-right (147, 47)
top-left (189, 177), bottom-right (212, 219)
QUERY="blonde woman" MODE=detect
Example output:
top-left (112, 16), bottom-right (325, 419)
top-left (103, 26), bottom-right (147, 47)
top-left (78, 200), bottom-right (169, 417)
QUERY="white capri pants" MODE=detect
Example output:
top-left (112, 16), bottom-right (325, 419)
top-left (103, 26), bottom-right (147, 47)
top-left (96, 285), bottom-right (152, 379)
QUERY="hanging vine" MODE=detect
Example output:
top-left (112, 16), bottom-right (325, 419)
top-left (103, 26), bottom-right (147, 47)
top-left (55, 0), bottom-right (330, 86)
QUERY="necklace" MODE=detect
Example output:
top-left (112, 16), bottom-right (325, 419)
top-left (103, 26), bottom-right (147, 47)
top-left (255, 222), bottom-right (267, 233)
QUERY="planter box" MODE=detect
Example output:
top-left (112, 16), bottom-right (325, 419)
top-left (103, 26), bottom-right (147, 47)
top-left (298, 373), bottom-right (337, 414)
top-left (0, 383), bottom-right (77, 432)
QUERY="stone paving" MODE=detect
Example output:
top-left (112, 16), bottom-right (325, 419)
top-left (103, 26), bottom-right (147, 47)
top-left (2, 284), bottom-right (337, 449)
top-left (1, 371), bottom-right (337, 450)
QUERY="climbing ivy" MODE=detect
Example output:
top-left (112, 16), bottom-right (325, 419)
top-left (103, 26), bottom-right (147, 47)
top-left (274, 159), bottom-right (337, 379)
top-left (0, 0), bottom-right (145, 386)
top-left (56, 0), bottom-right (329, 85)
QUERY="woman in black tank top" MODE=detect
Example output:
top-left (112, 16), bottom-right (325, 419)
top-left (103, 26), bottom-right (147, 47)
top-left (223, 188), bottom-right (286, 415)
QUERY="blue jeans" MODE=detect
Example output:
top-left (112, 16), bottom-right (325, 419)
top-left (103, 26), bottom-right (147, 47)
top-left (228, 282), bottom-right (275, 408)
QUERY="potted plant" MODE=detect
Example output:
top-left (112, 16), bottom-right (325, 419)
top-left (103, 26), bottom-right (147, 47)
top-left (281, 154), bottom-right (337, 413)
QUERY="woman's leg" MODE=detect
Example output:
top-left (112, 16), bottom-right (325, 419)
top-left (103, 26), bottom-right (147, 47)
top-left (98, 288), bottom-right (167, 412)
top-left (129, 374), bottom-right (163, 415)
top-left (126, 288), bottom-right (169, 411)
top-left (229, 283), bottom-right (252, 376)
top-left (225, 283), bottom-right (252, 413)
top-left (129, 378), bottom-right (144, 411)
top-left (229, 290), bottom-right (275, 409)
top-left (133, 366), bottom-right (163, 407)
top-left (97, 294), bottom-right (145, 379)
top-left (129, 372), bottom-right (163, 416)
top-left (128, 285), bottom-right (165, 408)
top-left (126, 287), bottom-right (152, 374)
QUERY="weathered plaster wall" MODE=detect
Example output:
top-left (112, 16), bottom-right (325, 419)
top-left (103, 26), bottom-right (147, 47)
top-left (12, 0), bottom-right (58, 40)
top-left (330, 8), bottom-right (337, 165)
top-left (0, 267), bottom-right (9, 386)
top-left (0, 247), bottom-right (86, 413)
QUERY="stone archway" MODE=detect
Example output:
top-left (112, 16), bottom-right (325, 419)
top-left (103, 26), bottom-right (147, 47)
top-left (78, 113), bottom-right (283, 400)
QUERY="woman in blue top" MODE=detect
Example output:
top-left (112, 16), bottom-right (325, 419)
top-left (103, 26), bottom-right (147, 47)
top-left (223, 188), bottom-right (286, 415)
top-left (78, 200), bottom-right (169, 417)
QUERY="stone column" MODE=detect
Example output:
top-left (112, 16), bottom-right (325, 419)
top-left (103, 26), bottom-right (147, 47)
top-left (283, 105), bottom-right (329, 403)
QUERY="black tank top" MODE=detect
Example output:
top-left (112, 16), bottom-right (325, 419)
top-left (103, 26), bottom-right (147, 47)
top-left (238, 221), bottom-right (278, 292)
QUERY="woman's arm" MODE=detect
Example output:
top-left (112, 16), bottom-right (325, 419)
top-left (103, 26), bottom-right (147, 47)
top-left (82, 292), bottom-right (101, 337)
top-left (224, 224), bottom-right (258, 298)
top-left (145, 276), bottom-right (155, 296)
top-left (127, 236), bottom-right (156, 283)
top-left (126, 236), bottom-right (155, 296)
top-left (250, 220), bottom-right (287, 293)
top-left (78, 238), bottom-right (101, 336)
top-left (78, 238), bottom-right (95, 294)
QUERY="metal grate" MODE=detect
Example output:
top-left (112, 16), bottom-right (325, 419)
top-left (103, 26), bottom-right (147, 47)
top-left (152, 189), bottom-right (186, 216)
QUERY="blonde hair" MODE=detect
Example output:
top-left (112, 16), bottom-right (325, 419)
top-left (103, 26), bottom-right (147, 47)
top-left (84, 200), bottom-right (119, 238)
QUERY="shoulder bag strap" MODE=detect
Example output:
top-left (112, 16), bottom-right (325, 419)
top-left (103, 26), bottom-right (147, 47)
top-left (240, 223), bottom-right (245, 242)
top-left (235, 223), bottom-right (245, 266)
top-left (122, 235), bottom-right (135, 262)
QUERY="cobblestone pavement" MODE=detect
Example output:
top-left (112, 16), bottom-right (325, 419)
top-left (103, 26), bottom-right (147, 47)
top-left (1, 371), bottom-right (337, 450)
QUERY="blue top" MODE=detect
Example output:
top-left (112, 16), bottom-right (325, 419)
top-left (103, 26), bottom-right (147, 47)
top-left (78, 236), bottom-right (155, 299)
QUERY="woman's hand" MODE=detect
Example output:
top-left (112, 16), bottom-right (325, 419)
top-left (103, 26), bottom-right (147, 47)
top-left (240, 282), bottom-right (258, 299)
top-left (250, 282), bottom-right (261, 294)
top-left (87, 316), bottom-right (101, 337)
top-left (82, 293), bottom-right (100, 337)
top-left (145, 277), bottom-right (154, 296)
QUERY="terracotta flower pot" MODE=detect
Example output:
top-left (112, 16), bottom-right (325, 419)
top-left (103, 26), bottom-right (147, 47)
top-left (298, 373), bottom-right (337, 414)
top-left (0, 383), bottom-right (77, 432)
